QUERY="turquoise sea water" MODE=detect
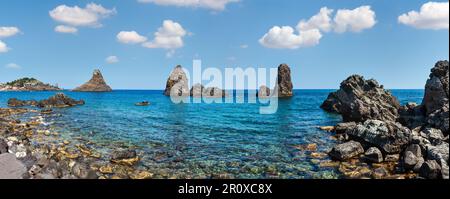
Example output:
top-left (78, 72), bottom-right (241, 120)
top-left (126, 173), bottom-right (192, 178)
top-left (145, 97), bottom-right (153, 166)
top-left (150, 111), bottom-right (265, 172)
top-left (0, 89), bottom-right (424, 179)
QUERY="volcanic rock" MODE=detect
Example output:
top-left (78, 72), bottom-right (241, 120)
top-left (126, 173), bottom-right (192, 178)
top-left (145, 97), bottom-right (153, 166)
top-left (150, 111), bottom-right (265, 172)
top-left (190, 83), bottom-right (204, 97)
top-left (347, 120), bottom-right (410, 154)
top-left (422, 60), bottom-right (449, 134)
top-left (321, 75), bottom-right (400, 123)
top-left (275, 64), bottom-right (293, 97)
top-left (328, 140), bottom-right (364, 161)
top-left (257, 85), bottom-right (271, 98)
top-left (73, 69), bottom-right (112, 92)
top-left (164, 65), bottom-right (189, 97)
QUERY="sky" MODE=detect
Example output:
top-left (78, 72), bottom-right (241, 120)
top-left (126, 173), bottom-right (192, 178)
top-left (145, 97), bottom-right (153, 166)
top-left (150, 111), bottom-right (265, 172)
top-left (0, 0), bottom-right (449, 89)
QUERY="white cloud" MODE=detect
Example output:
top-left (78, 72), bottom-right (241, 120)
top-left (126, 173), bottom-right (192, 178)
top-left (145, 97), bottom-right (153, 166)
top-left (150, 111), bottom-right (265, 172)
top-left (333, 6), bottom-right (377, 33)
top-left (105, 56), bottom-right (119, 64)
top-left (49, 3), bottom-right (116, 27)
top-left (259, 26), bottom-right (322, 49)
top-left (142, 20), bottom-right (187, 49)
top-left (260, 6), bottom-right (376, 49)
top-left (117, 31), bottom-right (148, 44)
top-left (398, 1), bottom-right (449, 30)
top-left (5, 63), bottom-right (21, 69)
top-left (297, 7), bottom-right (334, 32)
top-left (0, 40), bottom-right (9, 53)
top-left (0, 27), bottom-right (20, 38)
top-left (240, 44), bottom-right (249, 49)
top-left (54, 25), bottom-right (78, 34)
top-left (137, 0), bottom-right (239, 11)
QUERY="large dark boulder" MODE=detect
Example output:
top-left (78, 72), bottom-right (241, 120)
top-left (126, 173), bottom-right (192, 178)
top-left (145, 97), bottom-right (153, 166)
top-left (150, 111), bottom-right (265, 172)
top-left (347, 120), bottom-right (411, 154)
top-left (422, 60), bottom-right (449, 134)
top-left (328, 141), bottom-right (364, 161)
top-left (321, 75), bottom-right (400, 123)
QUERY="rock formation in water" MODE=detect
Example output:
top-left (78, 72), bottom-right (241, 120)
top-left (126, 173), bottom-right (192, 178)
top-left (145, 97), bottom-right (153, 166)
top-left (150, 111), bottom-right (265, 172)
top-left (164, 65), bottom-right (189, 97)
top-left (8, 93), bottom-right (85, 108)
top-left (190, 83), bottom-right (204, 97)
top-left (73, 69), bottom-right (112, 92)
top-left (203, 87), bottom-right (228, 98)
top-left (322, 60), bottom-right (449, 179)
top-left (321, 75), bottom-right (400, 123)
top-left (275, 64), bottom-right (293, 97)
top-left (257, 85), bottom-right (271, 98)
top-left (422, 60), bottom-right (449, 134)
top-left (0, 78), bottom-right (60, 91)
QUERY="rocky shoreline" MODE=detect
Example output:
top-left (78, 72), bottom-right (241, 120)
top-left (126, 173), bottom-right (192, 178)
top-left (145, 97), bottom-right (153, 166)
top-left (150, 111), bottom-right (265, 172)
top-left (1, 61), bottom-right (448, 179)
top-left (319, 60), bottom-right (449, 179)
top-left (0, 94), bottom-right (151, 179)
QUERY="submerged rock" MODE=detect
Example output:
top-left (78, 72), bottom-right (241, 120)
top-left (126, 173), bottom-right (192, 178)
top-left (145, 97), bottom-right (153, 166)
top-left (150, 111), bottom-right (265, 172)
top-left (73, 69), bottom-right (112, 92)
top-left (321, 75), bottom-right (400, 123)
top-left (328, 141), bottom-right (364, 161)
top-left (275, 64), bottom-right (293, 97)
top-left (164, 65), bottom-right (189, 97)
top-left (111, 149), bottom-right (139, 166)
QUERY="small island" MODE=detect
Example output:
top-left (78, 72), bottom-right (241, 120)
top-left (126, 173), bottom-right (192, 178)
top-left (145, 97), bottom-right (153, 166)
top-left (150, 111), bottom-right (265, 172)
top-left (0, 78), bottom-right (61, 91)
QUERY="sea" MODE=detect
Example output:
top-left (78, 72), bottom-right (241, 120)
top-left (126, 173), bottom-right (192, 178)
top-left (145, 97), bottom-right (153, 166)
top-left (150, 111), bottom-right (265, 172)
top-left (0, 89), bottom-right (424, 179)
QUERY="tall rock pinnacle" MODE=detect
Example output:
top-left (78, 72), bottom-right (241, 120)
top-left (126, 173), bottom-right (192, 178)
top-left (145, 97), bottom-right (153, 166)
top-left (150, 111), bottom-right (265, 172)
top-left (73, 69), bottom-right (112, 92)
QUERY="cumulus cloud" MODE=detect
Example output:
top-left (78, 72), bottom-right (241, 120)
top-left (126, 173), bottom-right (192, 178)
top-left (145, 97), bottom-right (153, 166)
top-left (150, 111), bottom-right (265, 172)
top-left (117, 31), bottom-right (148, 44)
top-left (398, 1), bottom-right (449, 30)
top-left (0, 40), bottom-right (9, 53)
top-left (297, 7), bottom-right (334, 32)
top-left (54, 25), bottom-right (78, 34)
top-left (142, 20), bottom-right (187, 49)
top-left (0, 27), bottom-right (20, 38)
top-left (333, 6), bottom-right (377, 33)
top-left (105, 56), bottom-right (119, 64)
top-left (259, 26), bottom-right (322, 49)
top-left (260, 6), bottom-right (376, 49)
top-left (49, 3), bottom-right (116, 33)
top-left (137, 0), bottom-right (239, 11)
top-left (5, 63), bottom-right (21, 69)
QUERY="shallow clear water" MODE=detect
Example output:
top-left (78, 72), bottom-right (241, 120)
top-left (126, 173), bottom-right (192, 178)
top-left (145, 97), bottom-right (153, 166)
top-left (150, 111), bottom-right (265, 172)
top-left (0, 89), bottom-right (424, 179)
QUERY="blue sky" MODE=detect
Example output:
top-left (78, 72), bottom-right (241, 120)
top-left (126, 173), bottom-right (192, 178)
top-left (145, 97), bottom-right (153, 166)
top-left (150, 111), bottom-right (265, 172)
top-left (0, 0), bottom-right (448, 89)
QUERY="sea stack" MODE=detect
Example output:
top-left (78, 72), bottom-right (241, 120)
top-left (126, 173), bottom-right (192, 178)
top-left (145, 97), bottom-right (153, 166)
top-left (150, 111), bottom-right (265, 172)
top-left (164, 65), bottom-right (189, 97)
top-left (73, 69), bottom-right (112, 92)
top-left (275, 64), bottom-right (293, 97)
top-left (321, 75), bottom-right (400, 123)
top-left (257, 85), bottom-right (271, 98)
